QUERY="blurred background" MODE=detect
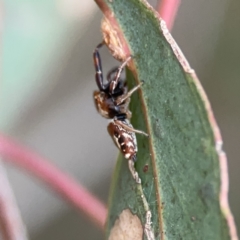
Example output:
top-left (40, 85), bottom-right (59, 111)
top-left (1, 0), bottom-right (239, 239)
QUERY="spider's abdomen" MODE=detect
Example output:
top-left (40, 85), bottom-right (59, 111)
top-left (108, 120), bottom-right (137, 161)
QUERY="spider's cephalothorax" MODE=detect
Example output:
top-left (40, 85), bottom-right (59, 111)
top-left (93, 42), bottom-right (148, 161)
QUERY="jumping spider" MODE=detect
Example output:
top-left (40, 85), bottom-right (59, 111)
top-left (93, 42), bottom-right (148, 162)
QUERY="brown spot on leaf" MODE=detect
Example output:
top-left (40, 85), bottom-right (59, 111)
top-left (143, 164), bottom-right (149, 173)
top-left (101, 18), bottom-right (127, 62)
top-left (108, 209), bottom-right (143, 240)
top-left (191, 216), bottom-right (196, 221)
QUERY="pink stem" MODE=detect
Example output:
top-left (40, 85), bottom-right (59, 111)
top-left (0, 134), bottom-right (107, 230)
top-left (157, 0), bottom-right (181, 30)
top-left (0, 161), bottom-right (29, 240)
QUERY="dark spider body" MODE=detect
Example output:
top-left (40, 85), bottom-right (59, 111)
top-left (93, 42), bottom-right (148, 161)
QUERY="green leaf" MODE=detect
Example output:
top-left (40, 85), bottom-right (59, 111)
top-left (95, 0), bottom-right (237, 239)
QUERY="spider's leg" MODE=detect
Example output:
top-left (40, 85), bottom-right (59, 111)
top-left (107, 67), bottom-right (118, 83)
top-left (125, 110), bottom-right (132, 119)
top-left (107, 67), bottom-right (125, 93)
top-left (109, 56), bottom-right (132, 94)
top-left (114, 117), bottom-right (149, 137)
top-left (118, 98), bottom-right (132, 119)
top-left (93, 41), bottom-right (107, 91)
top-left (115, 81), bottom-right (143, 106)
